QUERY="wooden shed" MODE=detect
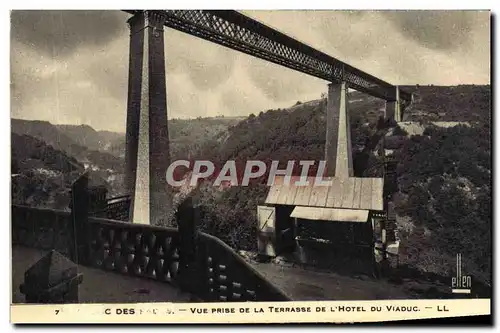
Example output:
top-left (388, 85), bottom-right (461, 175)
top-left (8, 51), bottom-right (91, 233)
top-left (257, 175), bottom-right (386, 270)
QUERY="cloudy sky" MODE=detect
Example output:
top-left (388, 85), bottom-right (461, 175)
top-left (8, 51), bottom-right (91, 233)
top-left (10, 10), bottom-right (490, 132)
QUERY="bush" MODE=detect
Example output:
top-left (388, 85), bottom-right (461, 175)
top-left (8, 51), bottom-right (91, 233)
top-left (195, 184), bottom-right (268, 251)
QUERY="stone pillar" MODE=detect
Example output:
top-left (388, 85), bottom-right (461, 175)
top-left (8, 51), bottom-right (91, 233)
top-left (124, 14), bottom-right (143, 218)
top-left (395, 86), bottom-right (402, 122)
top-left (385, 86), bottom-right (401, 122)
top-left (124, 11), bottom-right (173, 226)
top-left (384, 100), bottom-right (396, 122)
top-left (325, 82), bottom-right (354, 177)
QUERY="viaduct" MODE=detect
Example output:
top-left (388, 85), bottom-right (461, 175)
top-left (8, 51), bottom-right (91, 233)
top-left (120, 10), bottom-right (412, 226)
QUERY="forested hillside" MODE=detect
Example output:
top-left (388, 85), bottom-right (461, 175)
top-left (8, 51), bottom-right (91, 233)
top-left (192, 85), bottom-right (491, 287)
top-left (12, 119), bottom-right (124, 172)
top-left (196, 98), bottom-right (380, 179)
top-left (56, 124), bottom-right (123, 152)
top-left (401, 85), bottom-right (491, 122)
top-left (11, 133), bottom-right (84, 209)
top-left (11, 115), bottom-right (245, 209)
top-left (107, 116), bottom-right (245, 159)
top-left (12, 119), bottom-right (87, 157)
top-left (194, 94), bottom-right (385, 250)
top-left (11, 84), bottom-right (491, 286)
top-left (394, 123), bottom-right (491, 285)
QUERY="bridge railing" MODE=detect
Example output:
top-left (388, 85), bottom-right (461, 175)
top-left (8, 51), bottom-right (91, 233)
top-left (11, 205), bottom-right (72, 257)
top-left (87, 217), bottom-right (182, 284)
top-left (196, 232), bottom-right (290, 302)
top-left (83, 216), bottom-right (290, 302)
top-left (89, 195), bottom-right (131, 222)
top-left (11, 173), bottom-right (291, 302)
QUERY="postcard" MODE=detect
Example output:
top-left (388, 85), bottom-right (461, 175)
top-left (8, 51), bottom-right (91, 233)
top-left (10, 9), bottom-right (492, 324)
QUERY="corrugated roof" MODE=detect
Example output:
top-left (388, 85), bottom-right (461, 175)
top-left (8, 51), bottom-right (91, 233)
top-left (265, 176), bottom-right (383, 211)
top-left (290, 206), bottom-right (370, 222)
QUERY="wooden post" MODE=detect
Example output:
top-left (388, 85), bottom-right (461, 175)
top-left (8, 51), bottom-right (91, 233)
top-left (176, 196), bottom-right (199, 294)
top-left (68, 173), bottom-right (91, 266)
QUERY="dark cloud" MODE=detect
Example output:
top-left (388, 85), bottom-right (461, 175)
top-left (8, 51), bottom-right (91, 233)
top-left (10, 10), bottom-right (128, 58)
top-left (382, 10), bottom-right (478, 51)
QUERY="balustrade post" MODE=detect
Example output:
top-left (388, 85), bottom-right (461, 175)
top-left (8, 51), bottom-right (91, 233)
top-left (176, 196), bottom-right (199, 295)
top-left (68, 173), bottom-right (92, 266)
top-left (196, 237), bottom-right (210, 301)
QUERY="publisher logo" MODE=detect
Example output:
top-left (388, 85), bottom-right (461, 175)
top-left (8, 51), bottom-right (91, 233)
top-left (451, 253), bottom-right (471, 294)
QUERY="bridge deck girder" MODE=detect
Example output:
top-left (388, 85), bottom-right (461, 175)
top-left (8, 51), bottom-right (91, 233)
top-left (122, 10), bottom-right (412, 103)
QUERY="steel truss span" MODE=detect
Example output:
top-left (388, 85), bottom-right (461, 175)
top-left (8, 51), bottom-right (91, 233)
top-left (123, 10), bottom-right (412, 103)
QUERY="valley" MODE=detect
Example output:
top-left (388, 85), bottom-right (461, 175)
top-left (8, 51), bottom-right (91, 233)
top-left (10, 84), bottom-right (491, 296)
